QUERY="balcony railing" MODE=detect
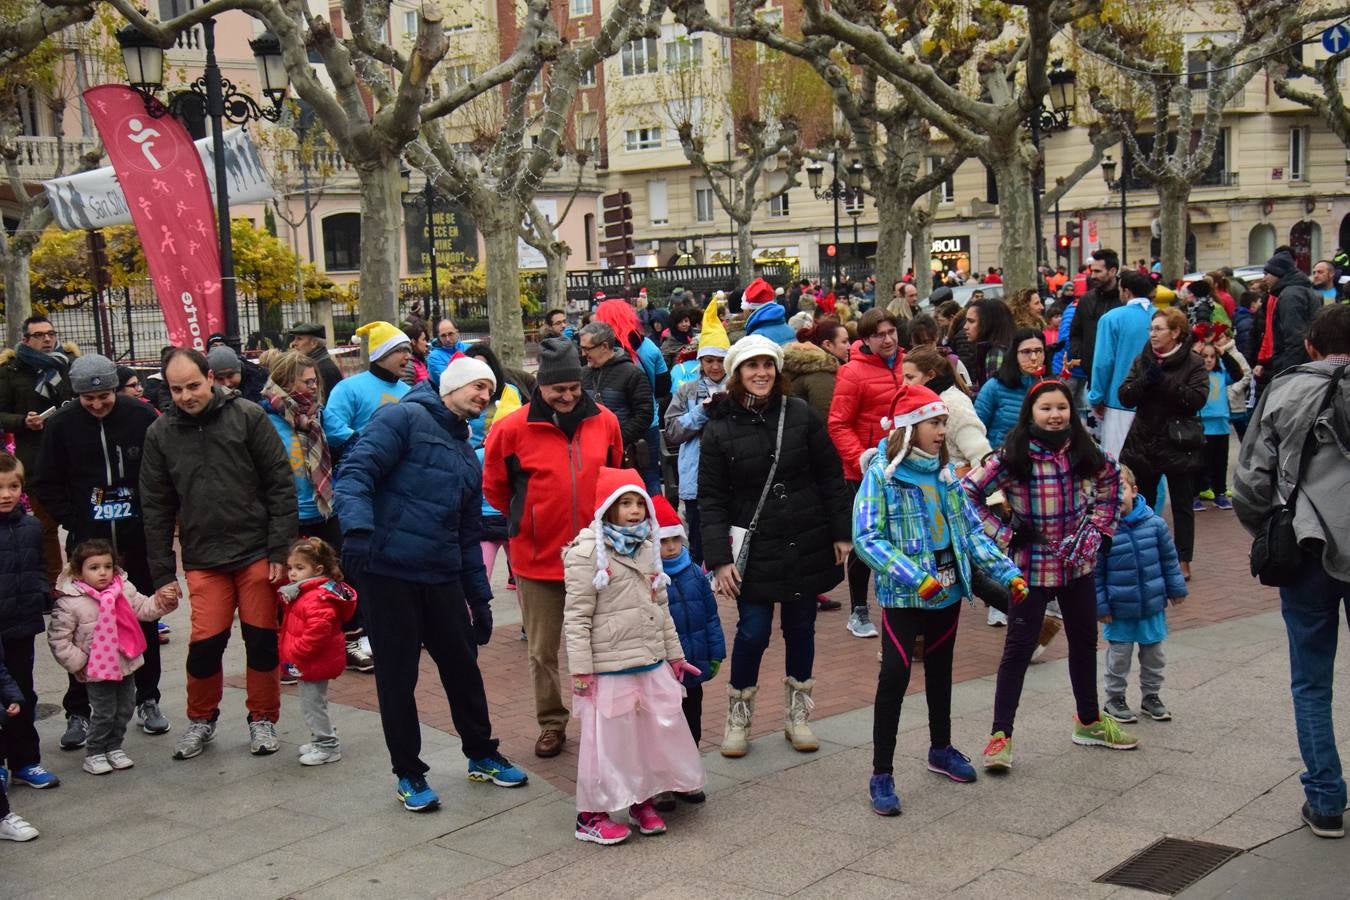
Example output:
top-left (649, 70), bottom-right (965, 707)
top-left (10, 136), bottom-right (102, 181)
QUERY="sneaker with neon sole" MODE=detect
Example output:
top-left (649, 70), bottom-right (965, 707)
top-left (1072, 715), bottom-right (1139, 749)
top-left (466, 753), bottom-right (528, 787)
top-left (396, 775), bottom-right (439, 812)
top-left (983, 732), bottom-right (1012, 771)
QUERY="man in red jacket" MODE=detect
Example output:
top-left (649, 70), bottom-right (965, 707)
top-left (482, 338), bottom-right (623, 758)
top-left (827, 308), bottom-right (904, 639)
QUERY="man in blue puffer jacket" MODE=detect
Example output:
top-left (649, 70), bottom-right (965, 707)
top-left (1094, 466), bottom-right (1187, 726)
top-left (334, 356), bottom-right (526, 813)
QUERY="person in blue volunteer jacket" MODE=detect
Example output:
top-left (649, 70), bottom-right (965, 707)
top-left (1088, 271), bottom-right (1155, 459)
top-left (333, 358), bottom-right (525, 813)
top-left (974, 328), bottom-right (1045, 449)
top-left (323, 322), bottom-right (411, 451)
top-left (426, 318), bottom-right (469, 389)
top-left (1095, 465), bottom-right (1187, 725)
top-left (745, 302), bottom-right (796, 346)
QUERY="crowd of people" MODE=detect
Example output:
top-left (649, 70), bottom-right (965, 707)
top-left (0, 242), bottom-right (1348, 847)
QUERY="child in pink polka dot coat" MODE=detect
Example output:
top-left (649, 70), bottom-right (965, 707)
top-left (47, 539), bottom-right (177, 776)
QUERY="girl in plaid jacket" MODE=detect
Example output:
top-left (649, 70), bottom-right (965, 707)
top-left (853, 384), bottom-right (1026, 817)
top-left (962, 380), bottom-right (1132, 773)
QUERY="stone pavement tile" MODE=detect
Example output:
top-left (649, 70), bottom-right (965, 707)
top-left (1198, 813), bottom-right (1300, 850)
top-left (700, 734), bottom-right (848, 784)
top-left (939, 774), bottom-right (1114, 839)
top-left (1090, 773), bottom-right (1258, 836)
top-left (0, 812), bottom-right (186, 894)
top-left (1003, 817), bottom-right (1160, 884)
top-left (450, 847), bottom-right (593, 900)
top-left (690, 822), bottom-right (876, 895)
top-left (789, 869), bottom-right (931, 899)
top-left (296, 845), bottom-right (504, 900)
top-left (1173, 852), bottom-right (1300, 900)
top-left (950, 867), bottom-right (1116, 899)
top-left (1233, 772), bottom-right (1307, 824)
top-left (434, 793), bottom-right (582, 866)
top-left (677, 782), bottom-right (825, 846)
top-left (802, 772), bottom-right (976, 838)
top-left (801, 706), bottom-right (876, 748)
top-left (1029, 742), bottom-right (1192, 794)
top-left (1162, 724), bottom-right (1303, 785)
top-left (749, 745), bottom-right (875, 799)
top-left (285, 804), bottom-right (482, 868)
top-left (139, 805), bottom-right (339, 874)
top-left (1124, 708), bottom-right (1256, 755)
top-left (158, 848), bottom-right (346, 900)
top-left (848, 825), bottom-right (1036, 891)
top-left (13, 854), bottom-right (199, 900)
top-left (635, 879), bottom-right (781, 900)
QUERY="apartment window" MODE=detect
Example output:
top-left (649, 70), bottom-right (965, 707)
top-left (756, 9), bottom-right (783, 62)
top-left (695, 186), bottom-right (715, 223)
top-left (445, 63), bottom-right (475, 88)
top-left (768, 189), bottom-right (790, 218)
top-left (584, 213), bottom-right (596, 260)
top-left (1290, 126), bottom-right (1309, 181)
top-left (402, 10), bottom-right (416, 35)
top-left (621, 37), bottom-right (659, 76)
top-left (929, 157), bottom-right (954, 204)
top-left (625, 127), bottom-right (662, 151)
top-left (662, 24), bottom-right (702, 71)
top-left (322, 213), bottom-right (361, 271)
top-left (647, 180), bottom-right (669, 226)
top-left (579, 66), bottom-right (596, 87)
top-left (1185, 34), bottom-right (1235, 90)
top-left (570, 0), bottom-right (592, 14)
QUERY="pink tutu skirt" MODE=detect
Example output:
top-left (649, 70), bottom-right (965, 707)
top-left (574, 664), bottom-right (706, 813)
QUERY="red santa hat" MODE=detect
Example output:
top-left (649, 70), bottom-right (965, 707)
top-left (878, 384), bottom-right (949, 477)
top-left (741, 277), bottom-right (776, 311)
top-left (651, 494), bottom-right (686, 540)
top-left (587, 467), bottom-right (671, 591)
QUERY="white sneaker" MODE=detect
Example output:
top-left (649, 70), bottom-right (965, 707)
top-left (298, 747), bottom-right (342, 766)
top-left (106, 749), bottom-right (134, 770)
top-left (82, 754), bottom-right (113, 775)
top-left (248, 719), bottom-right (280, 756)
top-left (847, 608), bottom-right (879, 638)
top-left (0, 812), bottom-right (38, 841)
top-left (987, 607), bottom-right (1008, 627)
top-left (297, 742), bottom-right (315, 757)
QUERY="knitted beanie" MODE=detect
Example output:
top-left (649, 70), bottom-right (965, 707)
top-left (536, 337), bottom-right (583, 385)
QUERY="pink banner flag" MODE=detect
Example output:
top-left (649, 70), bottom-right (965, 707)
top-left (84, 84), bottom-right (224, 350)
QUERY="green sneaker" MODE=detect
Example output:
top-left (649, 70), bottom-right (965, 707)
top-left (1072, 715), bottom-right (1139, 750)
top-left (982, 732), bottom-right (1012, 771)
top-left (1197, 489), bottom-right (1216, 501)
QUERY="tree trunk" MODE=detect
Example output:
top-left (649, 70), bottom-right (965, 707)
top-left (544, 246), bottom-right (568, 310)
top-left (2, 250), bottom-right (31, 349)
top-left (736, 219), bottom-right (754, 288)
top-left (873, 189), bottom-right (912, 304)
top-left (481, 210), bottom-right (525, 370)
top-left (356, 159), bottom-right (403, 325)
top-left (989, 149), bottom-right (1038, 296)
top-left (911, 216), bottom-right (933, 298)
top-left (1157, 180), bottom-right (1191, 286)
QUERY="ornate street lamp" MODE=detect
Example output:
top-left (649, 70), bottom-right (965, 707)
top-left (807, 152), bottom-right (865, 288)
top-left (1102, 152), bottom-right (1129, 262)
top-left (1027, 60), bottom-right (1078, 268)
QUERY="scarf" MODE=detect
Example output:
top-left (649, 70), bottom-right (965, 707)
top-left (262, 380), bottom-right (333, 517)
top-left (602, 520), bottom-right (651, 557)
top-left (741, 391), bottom-right (772, 412)
top-left (661, 546), bottom-right (694, 576)
top-left (369, 361), bottom-right (400, 383)
top-left (902, 447), bottom-right (941, 473)
top-left (1152, 341), bottom-right (1184, 363)
top-left (1029, 424), bottom-right (1071, 449)
top-left (80, 575), bottom-right (147, 682)
top-left (1259, 297), bottom-right (1278, 365)
top-left (16, 344), bottom-right (68, 400)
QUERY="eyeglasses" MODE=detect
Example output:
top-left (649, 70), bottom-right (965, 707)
top-left (301, 378), bottom-right (319, 388)
top-left (871, 329), bottom-right (899, 340)
top-left (1017, 348), bottom-right (1045, 357)
top-left (25, 329), bottom-right (56, 339)
top-left (579, 343), bottom-right (598, 355)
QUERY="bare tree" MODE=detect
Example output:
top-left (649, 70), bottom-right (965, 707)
top-left (108, 0), bottom-right (558, 326)
top-left (1270, 4), bottom-right (1350, 146)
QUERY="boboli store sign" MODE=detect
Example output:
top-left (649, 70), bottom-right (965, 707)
top-left (931, 235), bottom-right (972, 276)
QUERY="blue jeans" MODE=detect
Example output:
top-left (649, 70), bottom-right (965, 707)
top-left (729, 597), bottom-right (817, 689)
top-left (1281, 557), bottom-right (1350, 816)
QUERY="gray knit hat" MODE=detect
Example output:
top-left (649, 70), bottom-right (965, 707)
top-left (207, 346), bottom-right (241, 375)
top-left (70, 353), bottom-right (119, 394)
top-left (536, 337), bottom-right (582, 385)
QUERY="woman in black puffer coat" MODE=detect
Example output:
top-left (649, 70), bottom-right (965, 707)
top-left (699, 335), bottom-right (851, 759)
top-left (1118, 306), bottom-right (1208, 579)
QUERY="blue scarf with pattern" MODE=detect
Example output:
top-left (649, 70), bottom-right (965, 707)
top-left (601, 520), bottom-right (651, 557)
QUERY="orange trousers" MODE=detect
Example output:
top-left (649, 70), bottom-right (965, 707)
top-left (184, 559), bottom-right (281, 723)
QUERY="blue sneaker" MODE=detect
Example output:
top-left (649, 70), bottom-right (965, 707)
top-left (1214, 495), bottom-right (1233, 510)
top-left (927, 745), bottom-right (977, 783)
top-left (467, 753), bottom-right (528, 788)
top-left (13, 764), bottom-right (60, 789)
top-left (869, 773), bottom-right (901, 816)
top-left (396, 775), bottom-right (440, 812)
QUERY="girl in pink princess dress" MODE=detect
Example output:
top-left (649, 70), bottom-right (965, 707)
top-left (563, 467), bottom-right (706, 846)
top-left (47, 540), bottom-right (176, 776)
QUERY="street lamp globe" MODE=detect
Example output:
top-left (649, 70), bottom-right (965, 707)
top-left (116, 25), bottom-right (165, 93)
top-left (1047, 62), bottom-right (1077, 116)
top-left (806, 161), bottom-right (824, 191)
top-left (1101, 154), bottom-right (1117, 186)
top-left (398, 167), bottom-right (412, 196)
top-left (249, 31), bottom-right (289, 105)
top-left (846, 159), bottom-right (864, 189)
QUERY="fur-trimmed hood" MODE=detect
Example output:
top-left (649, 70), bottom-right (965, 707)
top-left (0, 341), bottom-right (81, 368)
top-left (781, 341), bottom-right (839, 378)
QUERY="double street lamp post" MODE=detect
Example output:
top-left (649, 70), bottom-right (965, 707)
top-left (117, 20), bottom-right (289, 350)
top-left (1027, 61), bottom-right (1077, 269)
top-left (806, 154), bottom-right (864, 290)
top-left (400, 169), bottom-right (447, 324)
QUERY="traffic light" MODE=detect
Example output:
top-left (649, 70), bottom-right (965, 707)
top-left (601, 191), bottom-right (634, 269)
top-left (1065, 220), bottom-right (1081, 243)
top-left (1055, 234), bottom-right (1071, 257)
top-left (87, 230), bottom-right (111, 292)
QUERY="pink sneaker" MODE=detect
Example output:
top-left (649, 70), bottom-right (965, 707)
top-left (628, 800), bottom-right (667, 835)
top-left (575, 812), bottom-right (631, 845)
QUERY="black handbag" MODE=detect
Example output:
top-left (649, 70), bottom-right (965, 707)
top-left (1250, 366), bottom-right (1346, 586)
top-left (1166, 417), bottom-right (1205, 451)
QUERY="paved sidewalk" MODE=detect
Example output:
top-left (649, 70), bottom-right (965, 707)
top-left (6, 601), bottom-right (1349, 898)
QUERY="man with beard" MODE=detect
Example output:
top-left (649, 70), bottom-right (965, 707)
top-left (1068, 249), bottom-right (1122, 412)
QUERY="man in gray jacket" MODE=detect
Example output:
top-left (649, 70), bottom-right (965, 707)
top-left (1234, 303), bottom-right (1350, 840)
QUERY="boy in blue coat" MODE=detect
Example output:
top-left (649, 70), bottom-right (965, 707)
top-left (652, 494), bottom-right (725, 807)
top-left (1096, 464), bottom-right (1187, 725)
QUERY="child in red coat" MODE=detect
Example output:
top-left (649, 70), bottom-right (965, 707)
top-left (279, 538), bottom-right (357, 766)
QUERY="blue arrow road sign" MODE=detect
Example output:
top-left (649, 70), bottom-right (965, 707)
top-left (1323, 24), bottom-right (1350, 54)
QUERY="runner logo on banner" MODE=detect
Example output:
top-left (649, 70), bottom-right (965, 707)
top-left (84, 84), bottom-right (224, 351)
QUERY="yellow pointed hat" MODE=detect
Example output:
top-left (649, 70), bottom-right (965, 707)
top-left (698, 295), bottom-right (730, 358)
top-left (354, 320), bottom-right (411, 361)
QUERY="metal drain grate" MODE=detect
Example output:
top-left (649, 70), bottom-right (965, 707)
top-left (1095, 836), bottom-right (1243, 895)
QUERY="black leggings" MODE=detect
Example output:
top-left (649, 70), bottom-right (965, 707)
top-left (872, 604), bottom-right (961, 774)
top-left (1135, 468), bottom-right (1195, 562)
top-left (846, 481), bottom-right (871, 611)
top-left (1200, 434), bottom-right (1230, 496)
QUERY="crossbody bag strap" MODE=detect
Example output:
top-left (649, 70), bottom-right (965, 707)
top-left (735, 400), bottom-right (788, 569)
top-left (1286, 364), bottom-right (1347, 508)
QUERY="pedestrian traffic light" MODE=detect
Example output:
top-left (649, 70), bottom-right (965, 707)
top-left (1065, 220), bottom-right (1081, 242)
top-left (87, 230), bottom-right (111, 292)
top-left (601, 191), bottom-right (634, 269)
top-left (1055, 234), bottom-right (1070, 258)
